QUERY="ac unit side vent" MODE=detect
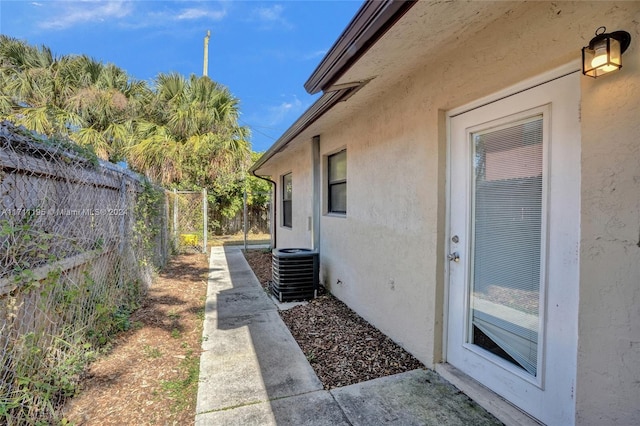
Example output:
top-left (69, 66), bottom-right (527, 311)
top-left (271, 248), bottom-right (319, 302)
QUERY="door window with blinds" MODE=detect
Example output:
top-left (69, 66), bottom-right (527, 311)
top-left (469, 115), bottom-right (545, 377)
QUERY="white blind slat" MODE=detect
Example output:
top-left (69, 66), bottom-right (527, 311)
top-left (471, 116), bottom-right (543, 376)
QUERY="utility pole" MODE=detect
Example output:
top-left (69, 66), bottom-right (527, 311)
top-left (203, 30), bottom-right (211, 77)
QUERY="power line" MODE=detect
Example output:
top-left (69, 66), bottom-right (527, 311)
top-left (238, 118), bottom-right (279, 141)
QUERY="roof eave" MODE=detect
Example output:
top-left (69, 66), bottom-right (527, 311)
top-left (303, 0), bottom-right (416, 95)
top-left (249, 88), bottom-right (352, 174)
top-left (251, 0), bottom-right (416, 174)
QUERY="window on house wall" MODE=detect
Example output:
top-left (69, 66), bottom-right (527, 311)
top-left (328, 150), bottom-right (347, 214)
top-left (282, 173), bottom-right (292, 228)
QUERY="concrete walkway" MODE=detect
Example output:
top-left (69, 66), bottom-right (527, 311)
top-left (195, 246), bottom-right (503, 426)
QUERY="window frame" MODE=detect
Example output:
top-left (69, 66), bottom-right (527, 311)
top-left (327, 149), bottom-right (347, 215)
top-left (282, 172), bottom-right (292, 228)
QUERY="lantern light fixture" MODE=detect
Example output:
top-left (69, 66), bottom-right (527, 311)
top-left (582, 26), bottom-right (631, 78)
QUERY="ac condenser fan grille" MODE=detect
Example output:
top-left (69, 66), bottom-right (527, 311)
top-left (271, 248), bottom-right (319, 302)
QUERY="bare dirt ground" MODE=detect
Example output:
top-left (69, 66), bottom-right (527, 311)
top-left (63, 253), bottom-right (208, 425)
top-left (243, 249), bottom-right (425, 389)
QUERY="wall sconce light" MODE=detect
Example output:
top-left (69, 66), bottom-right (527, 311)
top-left (582, 26), bottom-right (631, 78)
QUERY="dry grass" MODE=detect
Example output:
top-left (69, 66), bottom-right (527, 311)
top-left (63, 254), bottom-right (209, 425)
top-left (208, 232), bottom-right (270, 247)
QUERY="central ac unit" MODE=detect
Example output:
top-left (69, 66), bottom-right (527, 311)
top-left (271, 248), bottom-right (319, 302)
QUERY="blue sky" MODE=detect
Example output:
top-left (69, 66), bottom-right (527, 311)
top-left (0, 0), bottom-right (363, 153)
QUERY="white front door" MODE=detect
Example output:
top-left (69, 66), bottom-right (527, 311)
top-left (446, 72), bottom-right (580, 425)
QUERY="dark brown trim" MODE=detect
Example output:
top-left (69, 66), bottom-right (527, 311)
top-left (304, 0), bottom-right (416, 95)
top-left (250, 1), bottom-right (415, 173)
top-left (249, 86), bottom-right (359, 173)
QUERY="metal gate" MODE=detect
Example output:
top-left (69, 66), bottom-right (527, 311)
top-left (167, 189), bottom-right (207, 253)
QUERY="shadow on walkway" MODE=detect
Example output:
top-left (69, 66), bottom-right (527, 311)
top-left (195, 246), bottom-right (503, 426)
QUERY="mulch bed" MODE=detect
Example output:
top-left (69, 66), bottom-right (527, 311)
top-left (243, 249), bottom-right (425, 389)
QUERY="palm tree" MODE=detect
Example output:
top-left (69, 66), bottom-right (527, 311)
top-left (66, 58), bottom-right (150, 160)
top-left (0, 36), bottom-right (147, 161)
top-left (0, 35), bottom-right (82, 136)
top-left (129, 73), bottom-right (250, 187)
top-left (1, 37), bottom-right (251, 188)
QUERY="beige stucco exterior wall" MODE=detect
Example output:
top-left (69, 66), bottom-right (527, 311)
top-left (255, 2), bottom-right (639, 423)
top-left (316, 1), bottom-right (640, 370)
top-left (260, 141), bottom-right (314, 249)
top-left (317, 89), bottom-right (442, 366)
top-left (577, 11), bottom-right (640, 425)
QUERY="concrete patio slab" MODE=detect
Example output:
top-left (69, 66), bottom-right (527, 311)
top-left (196, 246), bottom-right (505, 426)
top-left (330, 369), bottom-right (503, 426)
top-left (205, 286), bottom-right (275, 319)
top-left (195, 390), bottom-right (350, 426)
top-left (198, 309), bottom-right (322, 409)
top-left (197, 247), bottom-right (323, 417)
top-left (207, 245), bottom-right (264, 292)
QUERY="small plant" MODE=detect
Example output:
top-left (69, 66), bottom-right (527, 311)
top-left (170, 328), bottom-right (181, 339)
top-left (112, 306), bottom-right (133, 332)
top-left (144, 345), bottom-right (162, 359)
top-left (195, 307), bottom-right (205, 321)
top-left (306, 351), bottom-right (317, 364)
top-left (0, 333), bottom-right (96, 425)
top-left (161, 350), bottom-right (200, 413)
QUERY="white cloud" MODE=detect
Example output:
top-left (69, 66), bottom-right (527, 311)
top-left (35, 1), bottom-right (228, 31)
top-left (176, 7), bottom-right (227, 21)
top-left (250, 4), bottom-right (293, 30)
top-left (39, 1), bottom-right (133, 30)
top-left (266, 95), bottom-right (305, 126)
top-left (256, 4), bottom-right (283, 22)
top-left (303, 50), bottom-right (327, 61)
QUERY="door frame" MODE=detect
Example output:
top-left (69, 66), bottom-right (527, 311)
top-left (442, 61), bottom-right (581, 424)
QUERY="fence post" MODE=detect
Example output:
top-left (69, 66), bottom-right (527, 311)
top-left (118, 176), bottom-right (127, 288)
top-left (163, 190), bottom-right (170, 262)
top-left (202, 188), bottom-right (208, 254)
top-left (173, 188), bottom-right (178, 248)
top-left (243, 185), bottom-right (248, 251)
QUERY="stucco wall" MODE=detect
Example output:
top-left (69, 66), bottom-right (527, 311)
top-left (261, 141), bottom-right (314, 249)
top-left (317, 88), bottom-right (442, 366)
top-left (577, 10), bottom-right (640, 425)
top-left (315, 1), bottom-right (635, 369)
top-left (316, 9), bottom-right (640, 423)
top-left (254, 2), bottom-right (640, 423)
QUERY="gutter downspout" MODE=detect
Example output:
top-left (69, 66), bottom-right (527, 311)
top-left (251, 170), bottom-right (277, 249)
top-left (312, 135), bottom-right (321, 252)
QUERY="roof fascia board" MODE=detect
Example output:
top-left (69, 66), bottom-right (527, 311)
top-left (249, 89), bottom-right (348, 173)
top-left (304, 0), bottom-right (416, 95)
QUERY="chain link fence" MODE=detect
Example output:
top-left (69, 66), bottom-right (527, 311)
top-left (168, 189), bottom-right (207, 253)
top-left (0, 121), bottom-right (169, 424)
top-left (168, 189), bottom-right (271, 251)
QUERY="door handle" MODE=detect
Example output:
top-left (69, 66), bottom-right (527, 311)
top-left (447, 252), bottom-right (460, 263)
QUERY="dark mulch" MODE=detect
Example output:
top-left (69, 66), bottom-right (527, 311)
top-left (243, 249), bottom-right (425, 389)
